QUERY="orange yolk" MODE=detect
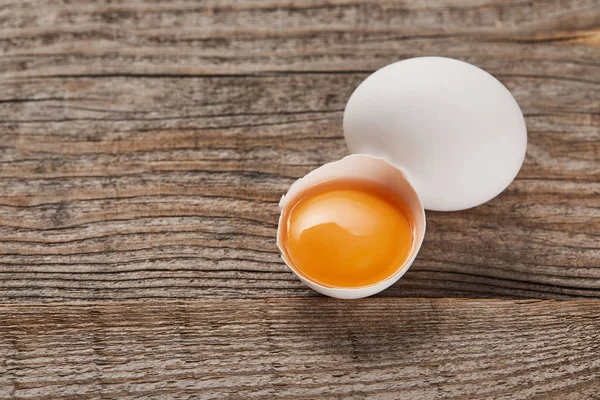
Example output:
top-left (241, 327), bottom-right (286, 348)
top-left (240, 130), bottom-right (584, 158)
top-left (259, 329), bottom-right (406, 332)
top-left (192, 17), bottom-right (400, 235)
top-left (283, 181), bottom-right (413, 288)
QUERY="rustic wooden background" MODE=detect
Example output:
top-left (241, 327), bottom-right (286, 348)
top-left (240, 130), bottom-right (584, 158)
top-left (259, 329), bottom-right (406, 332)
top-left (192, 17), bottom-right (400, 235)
top-left (0, 0), bottom-right (599, 398)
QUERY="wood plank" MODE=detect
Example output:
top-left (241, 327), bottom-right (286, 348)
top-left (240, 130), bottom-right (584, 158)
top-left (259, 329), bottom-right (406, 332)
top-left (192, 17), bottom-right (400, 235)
top-left (0, 76), bottom-right (598, 301)
top-left (0, 0), bottom-right (599, 77)
top-left (0, 0), bottom-right (599, 301)
top-left (1, 298), bottom-right (600, 399)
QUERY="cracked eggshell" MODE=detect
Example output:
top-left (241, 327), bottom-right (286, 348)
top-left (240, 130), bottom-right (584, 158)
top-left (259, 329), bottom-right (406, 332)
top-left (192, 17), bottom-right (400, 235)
top-left (275, 57), bottom-right (526, 298)
top-left (344, 57), bottom-right (527, 211)
top-left (276, 154), bottom-right (426, 299)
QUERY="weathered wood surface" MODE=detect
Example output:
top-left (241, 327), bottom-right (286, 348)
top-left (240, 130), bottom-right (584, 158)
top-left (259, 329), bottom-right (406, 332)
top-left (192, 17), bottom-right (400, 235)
top-left (1, 299), bottom-right (599, 399)
top-left (1, 1), bottom-right (600, 398)
top-left (0, 0), bottom-right (599, 302)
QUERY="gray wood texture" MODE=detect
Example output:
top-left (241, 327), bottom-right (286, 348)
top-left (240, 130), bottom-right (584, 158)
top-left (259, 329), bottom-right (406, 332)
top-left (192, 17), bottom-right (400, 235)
top-left (1, 299), bottom-right (600, 399)
top-left (1, 0), bottom-right (599, 301)
top-left (0, 1), bottom-right (599, 397)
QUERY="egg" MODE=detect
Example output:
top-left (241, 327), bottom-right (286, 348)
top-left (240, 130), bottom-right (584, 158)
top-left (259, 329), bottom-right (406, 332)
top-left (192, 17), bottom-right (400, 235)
top-left (344, 56), bottom-right (527, 211)
top-left (277, 155), bottom-right (426, 299)
top-left (277, 57), bottom-right (527, 299)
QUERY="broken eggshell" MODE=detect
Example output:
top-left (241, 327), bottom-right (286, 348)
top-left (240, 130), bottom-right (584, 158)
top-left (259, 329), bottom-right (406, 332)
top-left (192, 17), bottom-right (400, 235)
top-left (276, 154), bottom-right (426, 299)
top-left (275, 57), bottom-right (527, 298)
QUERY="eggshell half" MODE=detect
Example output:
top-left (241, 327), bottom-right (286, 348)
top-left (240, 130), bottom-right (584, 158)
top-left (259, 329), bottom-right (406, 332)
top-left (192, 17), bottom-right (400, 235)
top-left (344, 57), bottom-right (527, 211)
top-left (277, 154), bottom-right (425, 299)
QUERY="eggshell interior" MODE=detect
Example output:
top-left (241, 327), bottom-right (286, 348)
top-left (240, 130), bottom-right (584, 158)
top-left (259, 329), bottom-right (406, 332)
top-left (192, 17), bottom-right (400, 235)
top-left (277, 154), bottom-right (425, 299)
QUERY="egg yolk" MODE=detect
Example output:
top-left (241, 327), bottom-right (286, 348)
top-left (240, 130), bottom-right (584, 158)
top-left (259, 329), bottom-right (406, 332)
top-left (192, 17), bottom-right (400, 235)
top-left (283, 181), bottom-right (413, 288)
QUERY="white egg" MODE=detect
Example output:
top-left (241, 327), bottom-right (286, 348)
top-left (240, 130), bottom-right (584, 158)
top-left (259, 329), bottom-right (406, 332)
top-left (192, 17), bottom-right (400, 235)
top-left (344, 56), bottom-right (527, 211)
top-left (277, 57), bottom-right (527, 299)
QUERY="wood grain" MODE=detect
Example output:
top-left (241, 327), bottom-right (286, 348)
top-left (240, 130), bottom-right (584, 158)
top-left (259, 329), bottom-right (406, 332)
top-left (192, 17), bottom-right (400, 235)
top-left (1, 0), bottom-right (599, 78)
top-left (0, 0), bottom-right (599, 302)
top-left (1, 2), bottom-right (600, 397)
top-left (1, 298), bottom-right (600, 399)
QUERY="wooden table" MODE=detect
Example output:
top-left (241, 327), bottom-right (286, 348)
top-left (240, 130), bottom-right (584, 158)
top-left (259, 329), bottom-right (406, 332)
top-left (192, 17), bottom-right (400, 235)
top-left (1, 1), bottom-right (599, 398)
